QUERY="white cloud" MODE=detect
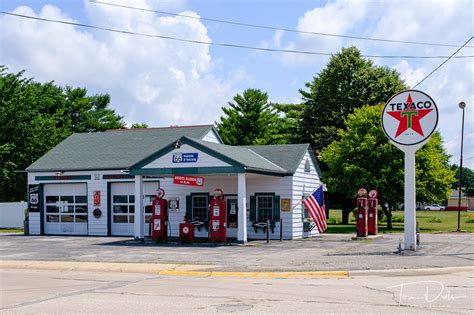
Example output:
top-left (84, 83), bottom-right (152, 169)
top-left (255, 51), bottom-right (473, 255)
top-left (0, 0), bottom-right (238, 127)
top-left (274, 0), bottom-right (474, 167)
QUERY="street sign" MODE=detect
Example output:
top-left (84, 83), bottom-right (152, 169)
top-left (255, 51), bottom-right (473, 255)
top-left (382, 90), bottom-right (438, 146)
top-left (173, 175), bottom-right (204, 187)
top-left (382, 89), bottom-right (438, 251)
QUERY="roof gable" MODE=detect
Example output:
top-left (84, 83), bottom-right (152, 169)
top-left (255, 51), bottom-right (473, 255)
top-left (26, 125), bottom-right (215, 172)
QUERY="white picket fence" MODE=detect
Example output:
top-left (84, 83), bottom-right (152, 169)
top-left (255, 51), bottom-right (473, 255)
top-left (0, 201), bottom-right (26, 228)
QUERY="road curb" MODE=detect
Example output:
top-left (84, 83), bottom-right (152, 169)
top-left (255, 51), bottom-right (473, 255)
top-left (349, 266), bottom-right (474, 277)
top-left (158, 270), bottom-right (349, 278)
top-left (0, 260), bottom-right (213, 274)
top-left (1, 260), bottom-right (472, 279)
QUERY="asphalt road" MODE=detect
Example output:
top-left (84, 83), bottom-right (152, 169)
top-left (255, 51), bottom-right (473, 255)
top-left (1, 233), bottom-right (473, 271)
top-left (1, 269), bottom-right (473, 314)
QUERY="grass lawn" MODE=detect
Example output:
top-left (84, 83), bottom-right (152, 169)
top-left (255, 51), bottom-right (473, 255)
top-left (326, 209), bottom-right (474, 234)
top-left (0, 228), bottom-right (24, 233)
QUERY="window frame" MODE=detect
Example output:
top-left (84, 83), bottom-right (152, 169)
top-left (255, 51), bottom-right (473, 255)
top-left (255, 193), bottom-right (275, 222)
top-left (191, 193), bottom-right (210, 221)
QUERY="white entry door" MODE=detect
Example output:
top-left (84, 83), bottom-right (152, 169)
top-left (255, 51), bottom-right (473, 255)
top-left (44, 183), bottom-right (88, 235)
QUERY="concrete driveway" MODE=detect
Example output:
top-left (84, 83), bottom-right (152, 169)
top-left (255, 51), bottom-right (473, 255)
top-left (0, 233), bottom-right (472, 272)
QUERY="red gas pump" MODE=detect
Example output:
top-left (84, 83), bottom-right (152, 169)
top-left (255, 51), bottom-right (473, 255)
top-left (209, 188), bottom-right (226, 243)
top-left (368, 189), bottom-right (378, 235)
top-left (151, 189), bottom-right (168, 242)
top-left (356, 188), bottom-right (368, 237)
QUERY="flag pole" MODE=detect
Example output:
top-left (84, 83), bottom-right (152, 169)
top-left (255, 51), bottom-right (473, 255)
top-left (290, 184), bottom-right (323, 212)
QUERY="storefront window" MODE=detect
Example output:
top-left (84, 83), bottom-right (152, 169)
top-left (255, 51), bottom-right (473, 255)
top-left (192, 195), bottom-right (209, 220)
top-left (256, 195), bottom-right (274, 221)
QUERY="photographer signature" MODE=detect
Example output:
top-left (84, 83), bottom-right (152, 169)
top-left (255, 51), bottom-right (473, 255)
top-left (387, 281), bottom-right (468, 306)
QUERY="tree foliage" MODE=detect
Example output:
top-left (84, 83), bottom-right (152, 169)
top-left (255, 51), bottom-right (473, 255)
top-left (131, 123), bottom-right (149, 128)
top-left (451, 165), bottom-right (474, 197)
top-left (216, 88), bottom-right (285, 145)
top-left (321, 104), bottom-right (455, 227)
top-left (299, 46), bottom-right (407, 148)
top-left (0, 66), bottom-right (124, 201)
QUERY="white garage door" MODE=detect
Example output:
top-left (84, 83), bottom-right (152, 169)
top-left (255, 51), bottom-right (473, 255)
top-left (110, 182), bottom-right (160, 236)
top-left (44, 183), bottom-right (88, 235)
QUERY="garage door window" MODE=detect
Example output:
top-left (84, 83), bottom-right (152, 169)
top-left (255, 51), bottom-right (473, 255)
top-left (113, 195), bottom-right (135, 223)
top-left (45, 194), bottom-right (88, 223)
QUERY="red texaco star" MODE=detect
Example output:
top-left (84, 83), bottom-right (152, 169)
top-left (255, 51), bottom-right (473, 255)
top-left (387, 94), bottom-right (433, 138)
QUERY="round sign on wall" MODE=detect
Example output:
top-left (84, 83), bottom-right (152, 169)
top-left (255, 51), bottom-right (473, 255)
top-left (382, 90), bottom-right (438, 146)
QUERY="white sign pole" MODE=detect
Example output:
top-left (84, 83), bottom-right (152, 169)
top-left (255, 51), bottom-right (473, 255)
top-left (404, 147), bottom-right (416, 250)
top-left (382, 90), bottom-right (438, 251)
top-left (395, 141), bottom-right (425, 250)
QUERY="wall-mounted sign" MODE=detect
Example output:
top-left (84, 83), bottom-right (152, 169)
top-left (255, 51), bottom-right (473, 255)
top-left (93, 191), bottom-right (101, 207)
top-left (172, 153), bottom-right (198, 163)
top-left (168, 198), bottom-right (180, 212)
top-left (28, 185), bottom-right (40, 213)
top-left (281, 198), bottom-right (291, 212)
top-left (382, 90), bottom-right (438, 146)
top-left (93, 208), bottom-right (102, 219)
top-left (173, 175), bottom-right (204, 187)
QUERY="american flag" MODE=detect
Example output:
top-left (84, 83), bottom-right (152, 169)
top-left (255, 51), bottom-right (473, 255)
top-left (303, 186), bottom-right (327, 232)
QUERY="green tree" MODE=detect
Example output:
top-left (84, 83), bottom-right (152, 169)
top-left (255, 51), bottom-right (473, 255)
top-left (216, 88), bottom-right (285, 145)
top-left (321, 104), bottom-right (455, 227)
top-left (0, 66), bottom-right (124, 202)
top-left (451, 165), bottom-right (474, 197)
top-left (131, 123), bottom-right (149, 128)
top-left (299, 46), bottom-right (407, 148)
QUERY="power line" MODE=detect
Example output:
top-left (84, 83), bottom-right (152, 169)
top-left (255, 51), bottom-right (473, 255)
top-left (413, 36), bottom-right (474, 88)
top-left (1, 11), bottom-right (474, 60)
top-left (90, 0), bottom-right (474, 49)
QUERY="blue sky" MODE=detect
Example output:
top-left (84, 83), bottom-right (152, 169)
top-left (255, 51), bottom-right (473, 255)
top-left (0, 0), bottom-right (473, 168)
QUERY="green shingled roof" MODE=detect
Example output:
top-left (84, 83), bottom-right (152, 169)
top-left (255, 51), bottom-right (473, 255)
top-left (26, 126), bottom-right (215, 172)
top-left (188, 138), bottom-right (288, 174)
top-left (27, 125), bottom-right (321, 177)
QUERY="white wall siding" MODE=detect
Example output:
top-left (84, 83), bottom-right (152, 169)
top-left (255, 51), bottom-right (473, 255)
top-left (143, 144), bottom-right (230, 169)
top-left (0, 202), bottom-right (26, 228)
top-left (29, 212), bottom-right (41, 235)
top-left (202, 129), bottom-right (221, 143)
top-left (292, 151), bottom-right (322, 239)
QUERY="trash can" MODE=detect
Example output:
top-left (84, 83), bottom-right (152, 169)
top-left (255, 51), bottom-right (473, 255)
top-left (179, 223), bottom-right (194, 244)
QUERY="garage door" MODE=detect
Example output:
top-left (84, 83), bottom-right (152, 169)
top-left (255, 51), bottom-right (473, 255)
top-left (110, 182), bottom-right (159, 236)
top-left (44, 183), bottom-right (88, 235)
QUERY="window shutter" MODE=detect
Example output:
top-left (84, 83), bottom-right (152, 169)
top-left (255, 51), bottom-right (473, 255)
top-left (186, 195), bottom-right (192, 220)
top-left (250, 195), bottom-right (256, 222)
top-left (274, 195), bottom-right (280, 222)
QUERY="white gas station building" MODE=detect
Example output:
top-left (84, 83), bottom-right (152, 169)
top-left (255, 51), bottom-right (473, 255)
top-left (26, 125), bottom-right (323, 242)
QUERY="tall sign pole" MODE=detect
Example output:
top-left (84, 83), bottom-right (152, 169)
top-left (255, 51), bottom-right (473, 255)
top-left (382, 90), bottom-right (438, 251)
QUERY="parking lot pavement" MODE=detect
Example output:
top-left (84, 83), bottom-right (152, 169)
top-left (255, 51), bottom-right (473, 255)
top-left (0, 233), bottom-right (472, 272)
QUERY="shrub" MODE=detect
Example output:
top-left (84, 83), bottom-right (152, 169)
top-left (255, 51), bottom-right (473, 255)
top-left (427, 217), bottom-right (442, 223)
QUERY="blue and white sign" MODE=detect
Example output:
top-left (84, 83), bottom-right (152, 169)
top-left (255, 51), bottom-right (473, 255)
top-left (172, 152), bottom-right (198, 163)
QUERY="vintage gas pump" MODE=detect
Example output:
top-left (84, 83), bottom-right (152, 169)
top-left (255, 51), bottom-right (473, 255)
top-left (151, 189), bottom-right (168, 242)
top-left (356, 188), bottom-right (368, 237)
top-left (209, 188), bottom-right (226, 243)
top-left (368, 189), bottom-right (378, 235)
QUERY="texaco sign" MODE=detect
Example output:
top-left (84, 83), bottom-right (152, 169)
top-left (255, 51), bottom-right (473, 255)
top-left (382, 90), bottom-right (438, 146)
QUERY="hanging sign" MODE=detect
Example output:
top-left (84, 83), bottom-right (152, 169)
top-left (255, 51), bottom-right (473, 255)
top-left (172, 153), bottom-right (198, 163)
top-left (173, 175), bottom-right (204, 187)
top-left (382, 90), bottom-right (438, 145)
